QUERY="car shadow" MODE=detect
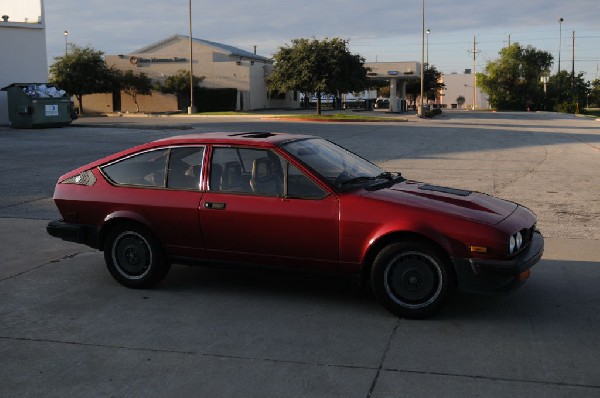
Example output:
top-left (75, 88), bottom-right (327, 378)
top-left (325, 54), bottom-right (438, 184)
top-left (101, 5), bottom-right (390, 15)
top-left (158, 258), bottom-right (600, 323)
top-left (437, 258), bottom-right (600, 324)
top-left (160, 262), bottom-right (381, 313)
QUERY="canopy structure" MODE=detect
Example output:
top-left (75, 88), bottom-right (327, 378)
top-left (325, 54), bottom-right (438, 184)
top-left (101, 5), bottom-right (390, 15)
top-left (365, 62), bottom-right (420, 112)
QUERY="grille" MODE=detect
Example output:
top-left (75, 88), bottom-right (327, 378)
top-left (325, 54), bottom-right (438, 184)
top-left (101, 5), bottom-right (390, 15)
top-left (520, 224), bottom-right (536, 248)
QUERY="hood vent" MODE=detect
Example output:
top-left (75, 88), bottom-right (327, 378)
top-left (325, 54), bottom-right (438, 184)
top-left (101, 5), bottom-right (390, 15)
top-left (418, 184), bottom-right (471, 197)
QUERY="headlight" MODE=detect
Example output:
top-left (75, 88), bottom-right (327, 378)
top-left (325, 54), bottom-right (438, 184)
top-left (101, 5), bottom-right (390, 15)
top-left (515, 231), bottom-right (523, 249)
top-left (509, 235), bottom-right (516, 254)
top-left (508, 231), bottom-right (523, 254)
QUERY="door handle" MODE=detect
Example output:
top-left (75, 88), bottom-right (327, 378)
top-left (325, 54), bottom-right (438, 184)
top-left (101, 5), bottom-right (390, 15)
top-left (204, 202), bottom-right (226, 210)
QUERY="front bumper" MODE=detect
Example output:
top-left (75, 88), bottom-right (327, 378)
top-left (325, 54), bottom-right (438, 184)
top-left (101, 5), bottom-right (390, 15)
top-left (46, 219), bottom-right (101, 249)
top-left (452, 231), bottom-right (544, 294)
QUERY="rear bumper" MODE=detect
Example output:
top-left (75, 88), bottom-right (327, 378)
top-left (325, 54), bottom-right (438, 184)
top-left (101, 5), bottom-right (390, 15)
top-left (452, 231), bottom-right (544, 294)
top-left (46, 219), bottom-right (101, 249)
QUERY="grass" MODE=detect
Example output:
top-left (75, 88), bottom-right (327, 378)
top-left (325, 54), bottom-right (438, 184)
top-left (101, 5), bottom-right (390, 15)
top-left (581, 109), bottom-right (600, 118)
top-left (274, 113), bottom-right (407, 122)
top-left (197, 111), bottom-right (252, 115)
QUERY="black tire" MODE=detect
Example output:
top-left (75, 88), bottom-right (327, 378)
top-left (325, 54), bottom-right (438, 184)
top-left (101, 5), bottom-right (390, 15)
top-left (371, 241), bottom-right (452, 319)
top-left (103, 223), bottom-right (170, 288)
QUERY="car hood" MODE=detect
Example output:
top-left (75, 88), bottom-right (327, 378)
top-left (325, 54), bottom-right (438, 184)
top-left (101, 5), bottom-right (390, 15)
top-left (365, 181), bottom-right (518, 225)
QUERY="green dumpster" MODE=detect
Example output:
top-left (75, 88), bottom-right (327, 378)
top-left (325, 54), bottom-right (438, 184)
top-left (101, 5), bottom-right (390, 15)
top-left (1, 83), bottom-right (74, 129)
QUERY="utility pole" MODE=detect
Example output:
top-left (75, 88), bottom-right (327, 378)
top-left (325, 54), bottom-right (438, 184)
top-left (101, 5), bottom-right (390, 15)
top-left (571, 30), bottom-right (575, 88)
top-left (188, 0), bottom-right (194, 114)
top-left (468, 35), bottom-right (480, 110)
top-left (418, 0), bottom-right (425, 117)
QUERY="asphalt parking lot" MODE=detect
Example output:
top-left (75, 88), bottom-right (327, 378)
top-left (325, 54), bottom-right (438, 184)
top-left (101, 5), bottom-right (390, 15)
top-left (1, 111), bottom-right (599, 397)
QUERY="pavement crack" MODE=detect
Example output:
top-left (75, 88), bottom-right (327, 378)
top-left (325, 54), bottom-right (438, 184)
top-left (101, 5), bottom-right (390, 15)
top-left (366, 318), bottom-right (401, 398)
top-left (494, 146), bottom-right (548, 194)
top-left (2, 333), bottom-right (599, 392)
top-left (0, 335), bottom-right (378, 371)
top-left (0, 251), bottom-right (89, 283)
top-left (0, 196), bottom-right (51, 210)
top-left (381, 367), bottom-right (600, 391)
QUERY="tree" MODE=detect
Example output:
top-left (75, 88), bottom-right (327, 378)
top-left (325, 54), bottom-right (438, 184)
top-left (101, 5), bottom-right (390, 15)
top-left (406, 64), bottom-right (445, 109)
top-left (456, 95), bottom-right (466, 109)
top-left (117, 70), bottom-right (152, 113)
top-left (268, 38), bottom-right (368, 114)
top-left (477, 43), bottom-right (553, 110)
top-left (546, 70), bottom-right (590, 113)
top-left (590, 79), bottom-right (600, 108)
top-left (155, 70), bottom-right (204, 111)
top-left (49, 44), bottom-right (114, 114)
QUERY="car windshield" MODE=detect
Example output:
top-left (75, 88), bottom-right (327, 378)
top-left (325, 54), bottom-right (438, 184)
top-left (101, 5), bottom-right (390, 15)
top-left (282, 138), bottom-right (401, 191)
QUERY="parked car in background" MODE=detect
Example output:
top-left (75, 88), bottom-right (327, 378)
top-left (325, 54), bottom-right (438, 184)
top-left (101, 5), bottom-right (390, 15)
top-left (47, 132), bottom-right (543, 318)
top-left (375, 98), bottom-right (390, 109)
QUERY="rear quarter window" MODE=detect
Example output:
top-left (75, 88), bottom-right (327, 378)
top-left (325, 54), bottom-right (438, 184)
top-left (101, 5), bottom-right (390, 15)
top-left (101, 149), bottom-right (168, 187)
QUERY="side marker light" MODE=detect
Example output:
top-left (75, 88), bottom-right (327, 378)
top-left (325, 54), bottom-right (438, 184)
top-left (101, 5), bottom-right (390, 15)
top-left (469, 246), bottom-right (488, 253)
top-left (518, 269), bottom-right (531, 281)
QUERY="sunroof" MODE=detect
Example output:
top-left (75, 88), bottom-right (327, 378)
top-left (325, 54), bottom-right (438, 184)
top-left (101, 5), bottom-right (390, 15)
top-left (228, 132), bottom-right (277, 138)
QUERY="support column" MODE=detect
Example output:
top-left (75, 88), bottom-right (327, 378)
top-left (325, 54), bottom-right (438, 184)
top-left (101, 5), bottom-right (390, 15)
top-left (399, 80), bottom-right (407, 112)
top-left (389, 77), bottom-right (398, 112)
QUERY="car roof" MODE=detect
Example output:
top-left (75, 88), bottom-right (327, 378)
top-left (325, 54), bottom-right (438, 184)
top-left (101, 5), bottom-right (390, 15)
top-left (153, 132), bottom-right (315, 148)
top-left (60, 132), bottom-right (317, 179)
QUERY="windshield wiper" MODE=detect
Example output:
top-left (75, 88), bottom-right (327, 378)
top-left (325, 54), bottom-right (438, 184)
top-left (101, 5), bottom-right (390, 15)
top-left (340, 172), bottom-right (403, 188)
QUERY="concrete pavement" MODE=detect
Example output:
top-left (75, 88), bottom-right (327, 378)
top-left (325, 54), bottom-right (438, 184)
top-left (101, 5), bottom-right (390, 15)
top-left (1, 111), bottom-right (599, 397)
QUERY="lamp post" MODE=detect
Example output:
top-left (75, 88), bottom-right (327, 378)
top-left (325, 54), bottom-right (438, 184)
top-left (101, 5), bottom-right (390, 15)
top-left (418, 0), bottom-right (425, 117)
top-left (188, 0), bottom-right (195, 114)
top-left (558, 17), bottom-right (563, 73)
top-left (64, 31), bottom-right (68, 55)
top-left (426, 29), bottom-right (430, 66)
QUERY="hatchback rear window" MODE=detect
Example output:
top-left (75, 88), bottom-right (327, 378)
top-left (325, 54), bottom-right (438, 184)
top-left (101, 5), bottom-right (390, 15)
top-left (102, 149), bottom-right (168, 187)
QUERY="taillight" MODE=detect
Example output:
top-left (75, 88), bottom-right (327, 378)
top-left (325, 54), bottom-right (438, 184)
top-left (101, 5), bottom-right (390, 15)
top-left (61, 170), bottom-right (97, 186)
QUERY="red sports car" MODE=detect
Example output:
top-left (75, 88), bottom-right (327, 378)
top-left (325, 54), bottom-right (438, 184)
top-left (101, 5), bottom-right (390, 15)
top-left (47, 132), bottom-right (543, 318)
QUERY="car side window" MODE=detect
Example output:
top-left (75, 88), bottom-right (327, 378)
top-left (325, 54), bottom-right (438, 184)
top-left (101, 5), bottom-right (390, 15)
top-left (286, 162), bottom-right (327, 199)
top-left (101, 149), bottom-right (168, 187)
top-left (209, 147), bottom-right (283, 196)
top-left (166, 147), bottom-right (205, 190)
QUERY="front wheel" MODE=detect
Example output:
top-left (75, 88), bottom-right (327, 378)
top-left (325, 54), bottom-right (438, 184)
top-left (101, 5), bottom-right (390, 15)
top-left (103, 223), bottom-right (170, 288)
top-left (371, 242), bottom-right (452, 319)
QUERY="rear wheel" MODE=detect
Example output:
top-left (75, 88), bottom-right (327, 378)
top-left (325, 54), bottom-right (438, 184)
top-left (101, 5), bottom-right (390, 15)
top-left (103, 223), bottom-right (170, 288)
top-left (371, 241), bottom-right (452, 318)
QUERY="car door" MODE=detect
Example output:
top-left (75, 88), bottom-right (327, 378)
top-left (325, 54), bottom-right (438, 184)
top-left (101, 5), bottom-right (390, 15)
top-left (199, 146), bottom-right (339, 270)
top-left (100, 146), bottom-right (206, 258)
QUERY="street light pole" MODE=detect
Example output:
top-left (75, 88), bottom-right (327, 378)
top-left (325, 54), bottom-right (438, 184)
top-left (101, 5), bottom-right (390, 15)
top-left (426, 29), bottom-right (430, 66)
top-left (558, 17), bottom-right (563, 74)
top-left (419, 0), bottom-right (425, 117)
top-left (188, 0), bottom-right (194, 114)
top-left (64, 31), bottom-right (68, 55)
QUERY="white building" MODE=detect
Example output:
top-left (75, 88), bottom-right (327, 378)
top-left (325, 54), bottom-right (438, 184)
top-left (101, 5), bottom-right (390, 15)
top-left (93, 35), bottom-right (295, 112)
top-left (0, 0), bottom-right (48, 125)
top-left (439, 71), bottom-right (489, 110)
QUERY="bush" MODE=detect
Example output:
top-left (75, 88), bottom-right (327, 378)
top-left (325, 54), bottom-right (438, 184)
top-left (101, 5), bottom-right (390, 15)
top-left (555, 101), bottom-right (578, 114)
top-left (425, 108), bottom-right (442, 118)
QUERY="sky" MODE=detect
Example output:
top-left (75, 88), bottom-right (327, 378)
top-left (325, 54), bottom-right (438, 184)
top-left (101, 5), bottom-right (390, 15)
top-left (38, 0), bottom-right (600, 81)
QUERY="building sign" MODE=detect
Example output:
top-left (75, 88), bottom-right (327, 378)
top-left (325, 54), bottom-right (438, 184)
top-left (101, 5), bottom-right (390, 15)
top-left (129, 56), bottom-right (187, 65)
